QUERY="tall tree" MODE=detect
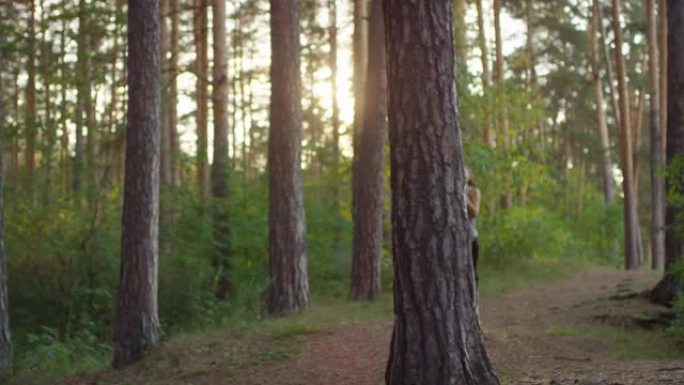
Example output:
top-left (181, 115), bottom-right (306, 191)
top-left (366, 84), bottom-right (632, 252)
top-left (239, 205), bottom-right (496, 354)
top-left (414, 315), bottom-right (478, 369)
top-left (328, 0), bottom-right (341, 246)
top-left (494, 0), bottom-right (511, 208)
top-left (383, 1), bottom-right (499, 384)
top-left (73, 0), bottom-right (88, 194)
top-left (611, 0), bottom-right (640, 270)
top-left (159, 0), bottom-right (173, 186)
top-left (112, 0), bottom-right (161, 368)
top-left (493, 0), bottom-right (508, 149)
top-left (194, 0), bottom-right (209, 197)
top-left (475, 0), bottom-right (494, 146)
top-left (211, 0), bottom-right (231, 299)
top-left (648, 0), bottom-right (665, 271)
top-left (169, 0), bottom-right (180, 185)
top-left (453, 0), bottom-right (467, 99)
top-left (26, 0), bottom-right (37, 195)
top-left (590, 0), bottom-right (614, 204)
top-left (266, 0), bottom-right (309, 315)
top-left (660, 0), bottom-right (667, 147)
top-left (350, 0), bottom-right (385, 302)
top-left (352, 0), bottom-right (368, 145)
top-left (0, 37), bottom-right (11, 377)
top-left (652, 0), bottom-right (684, 305)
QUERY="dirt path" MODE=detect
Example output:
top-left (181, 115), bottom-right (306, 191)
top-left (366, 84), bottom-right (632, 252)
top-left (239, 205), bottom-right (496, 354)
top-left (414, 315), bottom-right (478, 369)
top-left (70, 267), bottom-right (684, 385)
top-left (232, 268), bottom-right (683, 385)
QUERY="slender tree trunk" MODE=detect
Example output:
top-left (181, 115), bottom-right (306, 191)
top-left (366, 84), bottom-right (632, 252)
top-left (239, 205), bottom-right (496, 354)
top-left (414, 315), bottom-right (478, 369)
top-left (0, 37), bottom-right (11, 377)
top-left (26, 0), bottom-right (37, 196)
top-left (350, 0), bottom-right (385, 302)
top-left (194, 0), bottom-right (209, 197)
top-left (41, 0), bottom-right (55, 204)
top-left (60, 7), bottom-right (69, 192)
top-left (73, 0), bottom-right (87, 194)
top-left (475, 0), bottom-right (493, 146)
top-left (211, 0), bottom-right (231, 300)
top-left (352, 0), bottom-right (368, 145)
top-left (383, 2), bottom-right (500, 384)
top-left (591, 0), bottom-right (614, 205)
top-left (652, 0), bottom-right (684, 305)
top-left (612, 0), bottom-right (640, 270)
top-left (493, 0), bottom-right (511, 208)
top-left (10, 69), bottom-right (18, 186)
top-left (493, 0), bottom-right (508, 149)
top-left (169, 0), bottom-right (180, 186)
top-left (660, 0), bottom-right (668, 152)
top-left (112, 0), bottom-right (161, 368)
top-left (159, 0), bottom-right (172, 186)
top-left (266, 0), bottom-right (309, 316)
top-left (598, 3), bottom-right (621, 130)
top-left (453, 0), bottom-right (467, 101)
top-left (328, 0), bottom-right (341, 247)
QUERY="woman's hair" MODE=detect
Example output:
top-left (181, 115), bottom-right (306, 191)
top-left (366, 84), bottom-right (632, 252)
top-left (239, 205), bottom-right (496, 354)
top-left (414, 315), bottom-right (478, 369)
top-left (464, 165), bottom-right (475, 186)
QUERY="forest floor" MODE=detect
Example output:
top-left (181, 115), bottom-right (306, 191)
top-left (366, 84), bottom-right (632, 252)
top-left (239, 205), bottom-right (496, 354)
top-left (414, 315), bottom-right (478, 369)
top-left (66, 267), bottom-right (684, 385)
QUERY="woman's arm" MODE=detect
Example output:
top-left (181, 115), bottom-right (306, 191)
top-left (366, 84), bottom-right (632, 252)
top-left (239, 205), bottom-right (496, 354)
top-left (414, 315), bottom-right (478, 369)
top-left (467, 187), bottom-right (481, 218)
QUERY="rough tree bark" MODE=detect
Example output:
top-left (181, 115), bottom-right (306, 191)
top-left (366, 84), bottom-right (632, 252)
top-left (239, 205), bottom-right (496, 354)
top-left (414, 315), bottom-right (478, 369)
top-left (648, 0), bottom-right (665, 271)
top-left (611, 0), bottom-right (640, 270)
top-left (0, 38), bottom-right (11, 377)
top-left (194, 0), bottom-right (209, 197)
top-left (350, 0), bottom-right (385, 302)
top-left (211, 0), bottom-right (231, 300)
top-left (112, 0), bottom-right (161, 368)
top-left (266, 0), bottom-right (309, 316)
top-left (652, 0), bottom-right (684, 305)
top-left (590, 0), bottom-right (614, 205)
top-left (383, 1), bottom-right (500, 384)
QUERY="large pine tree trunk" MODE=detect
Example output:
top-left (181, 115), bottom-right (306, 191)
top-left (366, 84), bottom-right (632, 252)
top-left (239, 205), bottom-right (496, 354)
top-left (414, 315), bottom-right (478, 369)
top-left (647, 0), bottom-right (666, 270)
top-left (211, 0), bottom-right (231, 300)
top-left (350, 0), bottom-right (385, 302)
top-left (383, 2), bottom-right (500, 384)
top-left (611, 0), bottom-right (640, 270)
top-left (266, 0), bottom-right (309, 316)
top-left (652, 0), bottom-right (684, 305)
top-left (194, 0), bottom-right (209, 197)
top-left (590, 0), bottom-right (614, 205)
top-left (112, 0), bottom-right (161, 368)
top-left (0, 38), bottom-right (11, 377)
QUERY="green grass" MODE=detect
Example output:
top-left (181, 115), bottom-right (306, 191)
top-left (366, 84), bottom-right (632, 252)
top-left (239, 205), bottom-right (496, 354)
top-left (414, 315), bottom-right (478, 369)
top-left (478, 258), bottom-right (587, 297)
top-left (12, 259), bottom-right (587, 385)
top-left (548, 325), bottom-right (684, 360)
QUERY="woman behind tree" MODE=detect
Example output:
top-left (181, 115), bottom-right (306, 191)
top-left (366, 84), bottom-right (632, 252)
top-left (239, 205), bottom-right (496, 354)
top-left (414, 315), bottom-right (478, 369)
top-left (465, 166), bottom-right (481, 281)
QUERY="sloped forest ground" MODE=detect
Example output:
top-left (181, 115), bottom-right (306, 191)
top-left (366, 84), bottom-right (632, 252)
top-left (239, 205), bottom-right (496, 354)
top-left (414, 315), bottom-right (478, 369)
top-left (65, 267), bottom-right (684, 385)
